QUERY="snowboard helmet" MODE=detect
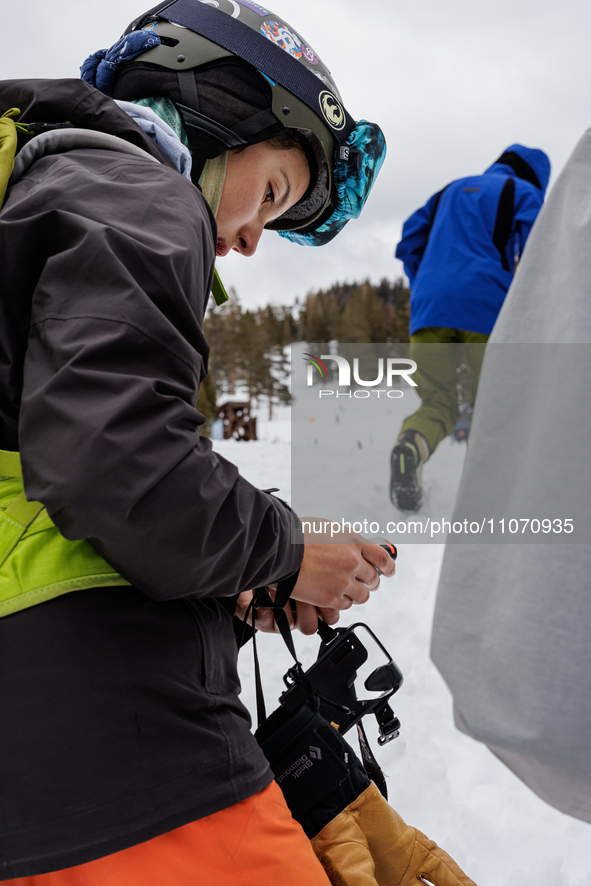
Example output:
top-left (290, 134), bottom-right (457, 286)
top-left (81, 0), bottom-right (386, 246)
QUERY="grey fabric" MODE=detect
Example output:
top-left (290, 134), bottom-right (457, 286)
top-left (431, 128), bottom-right (591, 824)
top-left (10, 126), bottom-right (160, 186)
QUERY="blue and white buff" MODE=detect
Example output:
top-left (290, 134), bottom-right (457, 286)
top-left (280, 121), bottom-right (387, 247)
top-left (114, 100), bottom-right (192, 180)
top-left (81, 32), bottom-right (192, 179)
top-left (81, 31), bottom-right (162, 95)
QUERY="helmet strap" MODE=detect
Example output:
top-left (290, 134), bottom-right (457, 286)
top-left (231, 107), bottom-right (279, 141)
top-left (177, 68), bottom-right (246, 181)
top-left (177, 69), bottom-right (201, 113)
top-left (175, 70), bottom-right (280, 182)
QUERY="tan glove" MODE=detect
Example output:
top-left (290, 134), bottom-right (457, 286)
top-left (311, 782), bottom-right (477, 886)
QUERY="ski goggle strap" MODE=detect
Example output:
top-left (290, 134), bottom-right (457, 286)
top-left (279, 120), bottom-right (387, 247)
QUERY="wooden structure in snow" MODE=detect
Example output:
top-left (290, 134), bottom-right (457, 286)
top-left (217, 401), bottom-right (257, 441)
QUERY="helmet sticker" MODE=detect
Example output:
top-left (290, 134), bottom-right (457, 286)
top-left (261, 21), bottom-right (302, 58)
top-left (197, 0), bottom-right (240, 18)
top-left (260, 20), bottom-right (317, 64)
top-left (319, 90), bottom-right (346, 131)
top-left (312, 69), bottom-right (341, 97)
top-left (236, 0), bottom-right (271, 15)
top-left (300, 43), bottom-right (319, 65)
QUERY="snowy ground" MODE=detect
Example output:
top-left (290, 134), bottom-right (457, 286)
top-left (213, 428), bottom-right (591, 886)
top-left (290, 379), bottom-right (469, 540)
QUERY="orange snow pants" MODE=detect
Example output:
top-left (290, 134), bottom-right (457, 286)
top-left (3, 781), bottom-right (330, 886)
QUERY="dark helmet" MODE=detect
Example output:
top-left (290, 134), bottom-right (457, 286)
top-left (81, 0), bottom-right (386, 246)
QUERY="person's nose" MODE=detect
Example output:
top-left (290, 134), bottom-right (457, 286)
top-left (233, 220), bottom-right (264, 257)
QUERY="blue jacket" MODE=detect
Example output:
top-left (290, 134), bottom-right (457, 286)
top-left (396, 144), bottom-right (551, 335)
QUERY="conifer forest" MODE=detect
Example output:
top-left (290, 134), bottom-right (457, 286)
top-left (199, 277), bottom-right (411, 428)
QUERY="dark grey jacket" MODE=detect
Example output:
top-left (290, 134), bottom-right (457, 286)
top-left (0, 80), bottom-right (302, 877)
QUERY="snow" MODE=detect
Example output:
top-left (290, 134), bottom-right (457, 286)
top-left (289, 345), bottom-right (470, 538)
top-left (213, 427), bottom-right (591, 886)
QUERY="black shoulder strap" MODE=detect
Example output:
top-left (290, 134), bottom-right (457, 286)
top-left (492, 176), bottom-right (515, 271)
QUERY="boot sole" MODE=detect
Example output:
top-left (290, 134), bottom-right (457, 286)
top-left (390, 444), bottom-right (423, 512)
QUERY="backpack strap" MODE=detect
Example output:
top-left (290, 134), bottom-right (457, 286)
top-left (9, 127), bottom-right (160, 189)
top-left (0, 450), bottom-right (45, 569)
top-left (0, 108), bottom-right (29, 206)
top-left (492, 176), bottom-right (515, 271)
top-left (0, 448), bottom-right (22, 477)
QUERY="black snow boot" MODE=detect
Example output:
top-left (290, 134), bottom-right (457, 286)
top-left (389, 430), bottom-right (429, 512)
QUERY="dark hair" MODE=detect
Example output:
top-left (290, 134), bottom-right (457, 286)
top-left (232, 128), bottom-right (307, 160)
top-left (265, 129), bottom-right (307, 156)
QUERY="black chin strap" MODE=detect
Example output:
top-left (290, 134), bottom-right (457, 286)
top-left (177, 69), bottom-right (200, 113)
top-left (177, 102), bottom-right (248, 150)
top-left (176, 69), bottom-right (243, 181)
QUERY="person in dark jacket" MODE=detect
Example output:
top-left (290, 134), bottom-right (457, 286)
top-left (390, 144), bottom-right (550, 512)
top-left (0, 3), bottom-right (392, 883)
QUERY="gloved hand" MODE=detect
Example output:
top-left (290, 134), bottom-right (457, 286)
top-left (311, 782), bottom-right (477, 886)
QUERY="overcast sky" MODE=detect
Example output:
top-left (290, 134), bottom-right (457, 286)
top-left (4, 0), bottom-right (591, 308)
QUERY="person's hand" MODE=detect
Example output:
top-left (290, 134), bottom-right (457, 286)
top-left (291, 535), bottom-right (396, 612)
top-left (235, 589), bottom-right (340, 635)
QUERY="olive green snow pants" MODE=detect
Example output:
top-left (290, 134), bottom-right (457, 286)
top-left (400, 327), bottom-right (489, 456)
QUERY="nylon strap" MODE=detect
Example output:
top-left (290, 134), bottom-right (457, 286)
top-left (0, 449), bottom-right (45, 570)
top-left (4, 493), bottom-right (44, 528)
top-left (212, 269), bottom-right (229, 306)
top-left (250, 569), bottom-right (308, 727)
top-left (0, 449), bottom-right (22, 477)
top-left (0, 491), bottom-right (44, 571)
top-left (251, 608), bottom-right (267, 725)
top-left (255, 571), bottom-right (300, 661)
top-left (157, 0), bottom-right (355, 142)
top-left (233, 108), bottom-right (278, 140)
top-left (177, 69), bottom-right (201, 113)
top-left (0, 449), bottom-right (45, 567)
top-left (356, 721), bottom-right (388, 800)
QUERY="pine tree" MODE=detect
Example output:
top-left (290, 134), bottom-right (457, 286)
top-left (201, 277), bottom-right (410, 427)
